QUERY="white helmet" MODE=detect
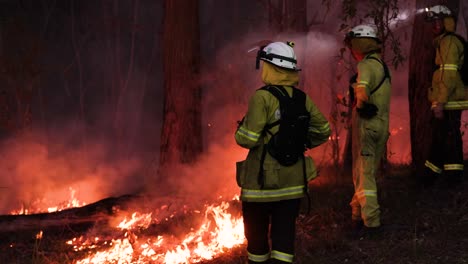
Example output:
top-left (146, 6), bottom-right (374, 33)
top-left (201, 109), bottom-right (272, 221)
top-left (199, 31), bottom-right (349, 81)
top-left (256, 41), bottom-right (299, 71)
top-left (346, 25), bottom-right (380, 41)
top-left (425, 5), bottom-right (452, 20)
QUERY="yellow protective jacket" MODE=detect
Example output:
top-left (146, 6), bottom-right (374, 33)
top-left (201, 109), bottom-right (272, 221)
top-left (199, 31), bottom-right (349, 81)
top-left (429, 33), bottom-right (465, 106)
top-left (235, 62), bottom-right (331, 202)
top-left (354, 53), bottom-right (392, 124)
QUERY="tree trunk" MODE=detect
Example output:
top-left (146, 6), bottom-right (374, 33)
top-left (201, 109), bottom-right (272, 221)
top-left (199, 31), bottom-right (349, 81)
top-left (408, 0), bottom-right (460, 179)
top-left (159, 0), bottom-right (202, 174)
top-left (462, 1), bottom-right (468, 38)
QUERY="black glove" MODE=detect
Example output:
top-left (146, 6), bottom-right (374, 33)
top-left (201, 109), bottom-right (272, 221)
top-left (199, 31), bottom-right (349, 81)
top-left (357, 102), bottom-right (378, 119)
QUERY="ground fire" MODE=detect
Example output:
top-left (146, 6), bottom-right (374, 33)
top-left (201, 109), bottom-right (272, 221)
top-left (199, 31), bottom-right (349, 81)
top-left (64, 196), bottom-right (245, 264)
top-left (5, 184), bottom-right (245, 264)
top-left (10, 187), bottom-right (87, 215)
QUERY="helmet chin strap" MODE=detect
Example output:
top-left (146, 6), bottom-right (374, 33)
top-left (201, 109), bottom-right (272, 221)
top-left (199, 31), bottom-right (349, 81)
top-left (256, 47), bottom-right (267, 69)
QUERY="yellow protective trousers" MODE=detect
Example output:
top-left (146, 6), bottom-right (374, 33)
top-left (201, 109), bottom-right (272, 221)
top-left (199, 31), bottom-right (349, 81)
top-left (350, 111), bottom-right (388, 227)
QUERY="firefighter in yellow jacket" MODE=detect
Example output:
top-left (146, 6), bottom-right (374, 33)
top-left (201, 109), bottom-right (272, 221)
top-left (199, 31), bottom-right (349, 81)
top-left (344, 25), bottom-right (391, 234)
top-left (235, 41), bottom-right (330, 263)
top-left (423, 5), bottom-right (465, 187)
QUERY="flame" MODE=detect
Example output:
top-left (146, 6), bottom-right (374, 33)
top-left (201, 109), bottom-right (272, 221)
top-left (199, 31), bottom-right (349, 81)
top-left (36, 230), bottom-right (43, 240)
top-left (69, 198), bottom-right (245, 263)
top-left (10, 187), bottom-right (87, 215)
top-left (117, 212), bottom-right (153, 230)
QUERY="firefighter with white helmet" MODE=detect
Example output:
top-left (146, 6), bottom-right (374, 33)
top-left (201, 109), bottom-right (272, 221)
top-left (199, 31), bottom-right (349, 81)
top-left (344, 24), bottom-right (392, 236)
top-left (425, 5), bottom-right (452, 20)
top-left (235, 41), bottom-right (330, 263)
top-left (422, 5), bottom-right (465, 187)
top-left (345, 25), bottom-right (381, 40)
top-left (255, 41), bottom-right (299, 71)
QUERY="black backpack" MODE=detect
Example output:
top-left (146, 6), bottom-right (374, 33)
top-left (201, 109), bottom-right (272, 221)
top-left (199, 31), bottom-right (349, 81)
top-left (441, 32), bottom-right (468, 86)
top-left (260, 85), bottom-right (310, 166)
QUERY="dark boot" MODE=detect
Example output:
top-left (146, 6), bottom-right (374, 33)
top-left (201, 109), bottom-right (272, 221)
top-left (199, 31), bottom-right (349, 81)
top-left (446, 173), bottom-right (463, 188)
top-left (347, 219), bottom-right (364, 239)
top-left (353, 225), bottom-right (384, 240)
top-left (351, 220), bottom-right (364, 232)
top-left (419, 169), bottom-right (439, 189)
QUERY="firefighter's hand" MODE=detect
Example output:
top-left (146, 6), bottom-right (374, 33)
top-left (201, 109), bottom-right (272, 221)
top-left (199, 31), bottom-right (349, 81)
top-left (354, 86), bottom-right (368, 109)
top-left (431, 102), bottom-right (444, 119)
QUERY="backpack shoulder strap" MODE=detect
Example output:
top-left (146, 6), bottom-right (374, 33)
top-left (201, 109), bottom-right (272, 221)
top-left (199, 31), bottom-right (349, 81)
top-left (259, 85), bottom-right (289, 100)
top-left (259, 85), bottom-right (290, 130)
top-left (366, 56), bottom-right (391, 95)
top-left (291, 86), bottom-right (307, 106)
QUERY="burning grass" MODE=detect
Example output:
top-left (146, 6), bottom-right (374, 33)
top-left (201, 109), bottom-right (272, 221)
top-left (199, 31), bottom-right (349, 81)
top-left (68, 199), bottom-right (244, 263)
top-left (1, 164), bottom-right (468, 263)
top-left (9, 187), bottom-right (87, 215)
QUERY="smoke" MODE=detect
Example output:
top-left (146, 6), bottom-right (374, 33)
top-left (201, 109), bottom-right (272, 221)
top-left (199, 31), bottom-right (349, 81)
top-left (0, 126), bottom-right (146, 214)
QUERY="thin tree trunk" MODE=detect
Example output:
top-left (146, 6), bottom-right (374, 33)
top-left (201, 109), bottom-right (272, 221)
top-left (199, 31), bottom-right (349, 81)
top-left (284, 0), bottom-right (307, 90)
top-left (70, 0), bottom-right (88, 156)
top-left (408, 0), bottom-right (460, 178)
top-left (463, 0), bottom-right (468, 38)
top-left (266, 0), bottom-right (307, 88)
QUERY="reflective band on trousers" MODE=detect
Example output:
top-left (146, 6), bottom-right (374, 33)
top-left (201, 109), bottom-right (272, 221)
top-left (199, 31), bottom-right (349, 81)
top-left (271, 250), bottom-right (294, 263)
top-left (444, 164), bottom-right (464, 171)
top-left (241, 186), bottom-right (304, 199)
top-left (356, 189), bottom-right (377, 198)
top-left (439, 64), bottom-right (458, 71)
top-left (236, 126), bottom-right (260, 142)
top-left (425, 160), bottom-right (443, 174)
top-left (248, 251), bottom-right (270, 262)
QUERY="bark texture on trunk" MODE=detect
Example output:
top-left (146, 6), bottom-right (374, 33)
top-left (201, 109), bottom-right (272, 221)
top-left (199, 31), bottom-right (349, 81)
top-left (159, 0), bottom-right (202, 170)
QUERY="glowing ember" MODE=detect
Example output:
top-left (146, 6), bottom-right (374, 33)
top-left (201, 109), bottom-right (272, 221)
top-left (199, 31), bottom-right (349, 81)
top-left (69, 198), bottom-right (245, 264)
top-left (10, 187), bottom-right (87, 215)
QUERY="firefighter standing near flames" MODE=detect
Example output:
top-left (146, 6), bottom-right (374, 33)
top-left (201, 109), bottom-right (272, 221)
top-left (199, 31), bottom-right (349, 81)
top-left (422, 5), bottom-right (465, 187)
top-left (235, 41), bottom-right (330, 263)
top-left (344, 25), bottom-right (391, 235)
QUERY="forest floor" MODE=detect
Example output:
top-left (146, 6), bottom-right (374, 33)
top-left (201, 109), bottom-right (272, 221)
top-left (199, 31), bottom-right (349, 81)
top-left (294, 164), bottom-right (468, 264)
top-left (1, 164), bottom-right (467, 264)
